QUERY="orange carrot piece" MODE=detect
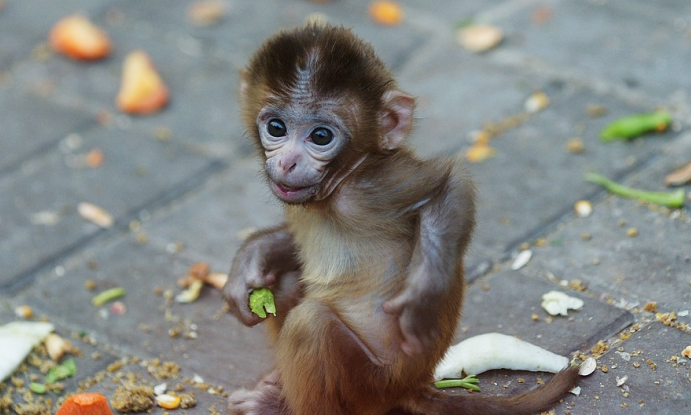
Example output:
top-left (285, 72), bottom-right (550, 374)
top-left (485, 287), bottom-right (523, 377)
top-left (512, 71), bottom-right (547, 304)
top-left (56, 392), bottom-right (113, 415)
top-left (49, 15), bottom-right (111, 61)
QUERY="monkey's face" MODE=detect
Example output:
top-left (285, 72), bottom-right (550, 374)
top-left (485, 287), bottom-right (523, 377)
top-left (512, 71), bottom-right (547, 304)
top-left (257, 102), bottom-right (351, 204)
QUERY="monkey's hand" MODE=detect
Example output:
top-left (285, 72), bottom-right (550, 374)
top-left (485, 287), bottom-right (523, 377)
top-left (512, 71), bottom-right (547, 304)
top-left (222, 226), bottom-right (301, 327)
top-left (382, 280), bottom-right (439, 356)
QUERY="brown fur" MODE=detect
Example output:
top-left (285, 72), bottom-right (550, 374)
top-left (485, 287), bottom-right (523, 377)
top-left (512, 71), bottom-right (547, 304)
top-left (223, 24), bottom-right (578, 415)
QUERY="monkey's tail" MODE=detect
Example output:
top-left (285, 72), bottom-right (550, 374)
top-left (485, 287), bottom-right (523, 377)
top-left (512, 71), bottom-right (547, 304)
top-left (410, 366), bottom-right (579, 415)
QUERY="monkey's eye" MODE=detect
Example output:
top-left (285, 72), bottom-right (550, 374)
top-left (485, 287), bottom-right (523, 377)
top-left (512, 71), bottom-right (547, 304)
top-left (310, 127), bottom-right (333, 146)
top-left (267, 119), bottom-right (287, 137)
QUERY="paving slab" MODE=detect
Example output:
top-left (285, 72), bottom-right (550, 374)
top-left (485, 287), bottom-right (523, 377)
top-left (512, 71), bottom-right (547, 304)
top-left (13, 233), bottom-right (272, 390)
top-left (139, 157), bottom-right (280, 272)
top-left (435, 269), bottom-right (633, 406)
top-left (8, 23), bottom-right (243, 157)
top-left (487, 0), bottom-right (691, 103)
top-left (458, 270), bottom-right (634, 356)
top-left (399, 46), bottom-right (681, 276)
top-left (0, 310), bottom-right (230, 414)
top-left (1, 0), bottom-right (690, 413)
top-left (555, 322), bottom-right (691, 414)
top-left (0, 125), bottom-right (224, 293)
top-left (0, 0), bottom-right (112, 70)
top-left (522, 133), bottom-right (691, 312)
top-left (0, 85), bottom-right (94, 175)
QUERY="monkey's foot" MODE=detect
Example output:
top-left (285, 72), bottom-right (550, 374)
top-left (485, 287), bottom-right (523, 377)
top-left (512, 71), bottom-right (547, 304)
top-left (227, 372), bottom-right (284, 415)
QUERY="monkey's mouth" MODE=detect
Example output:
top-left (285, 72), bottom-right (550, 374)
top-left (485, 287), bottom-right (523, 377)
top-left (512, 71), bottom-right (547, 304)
top-left (270, 181), bottom-right (317, 204)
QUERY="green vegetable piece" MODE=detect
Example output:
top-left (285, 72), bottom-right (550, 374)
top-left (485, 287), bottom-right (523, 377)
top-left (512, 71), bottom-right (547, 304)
top-left (45, 357), bottom-right (77, 384)
top-left (600, 110), bottom-right (672, 142)
top-left (434, 374), bottom-right (480, 392)
top-left (91, 287), bottom-right (126, 307)
top-left (585, 172), bottom-right (685, 208)
top-left (29, 382), bottom-right (47, 394)
top-left (249, 288), bottom-right (276, 319)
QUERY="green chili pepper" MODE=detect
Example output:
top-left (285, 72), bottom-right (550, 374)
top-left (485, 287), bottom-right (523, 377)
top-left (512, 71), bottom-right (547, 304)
top-left (585, 172), bottom-right (685, 208)
top-left (91, 287), bottom-right (126, 307)
top-left (600, 111), bottom-right (671, 141)
top-left (434, 374), bottom-right (480, 392)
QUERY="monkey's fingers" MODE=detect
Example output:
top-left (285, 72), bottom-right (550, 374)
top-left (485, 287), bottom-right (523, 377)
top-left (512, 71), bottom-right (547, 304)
top-left (221, 282), bottom-right (263, 326)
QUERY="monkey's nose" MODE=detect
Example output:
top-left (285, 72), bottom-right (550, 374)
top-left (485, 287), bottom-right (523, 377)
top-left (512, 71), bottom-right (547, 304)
top-left (279, 159), bottom-right (298, 174)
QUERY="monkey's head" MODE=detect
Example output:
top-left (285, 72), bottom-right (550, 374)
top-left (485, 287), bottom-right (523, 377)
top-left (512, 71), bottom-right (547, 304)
top-left (240, 24), bottom-right (414, 204)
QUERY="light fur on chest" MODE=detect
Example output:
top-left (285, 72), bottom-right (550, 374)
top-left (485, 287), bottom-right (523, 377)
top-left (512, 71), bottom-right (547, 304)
top-left (286, 206), bottom-right (402, 288)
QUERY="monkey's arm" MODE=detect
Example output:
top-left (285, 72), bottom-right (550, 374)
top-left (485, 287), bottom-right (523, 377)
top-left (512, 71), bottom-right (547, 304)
top-left (383, 166), bottom-right (475, 356)
top-left (223, 225), bottom-right (302, 326)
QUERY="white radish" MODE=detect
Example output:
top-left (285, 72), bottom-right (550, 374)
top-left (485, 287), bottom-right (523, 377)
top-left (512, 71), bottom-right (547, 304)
top-left (0, 321), bottom-right (54, 382)
top-left (434, 332), bottom-right (569, 380)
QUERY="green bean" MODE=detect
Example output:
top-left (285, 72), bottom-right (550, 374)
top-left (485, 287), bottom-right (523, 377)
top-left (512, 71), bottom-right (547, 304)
top-left (600, 111), bottom-right (671, 141)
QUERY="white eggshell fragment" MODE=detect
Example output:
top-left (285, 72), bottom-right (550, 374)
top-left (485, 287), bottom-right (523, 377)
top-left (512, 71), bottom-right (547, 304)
top-left (433, 332), bottom-right (569, 380)
top-left (541, 290), bottom-right (584, 316)
top-left (579, 357), bottom-right (597, 376)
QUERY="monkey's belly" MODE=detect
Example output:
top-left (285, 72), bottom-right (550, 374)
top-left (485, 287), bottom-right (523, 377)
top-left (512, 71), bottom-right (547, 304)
top-left (343, 303), bottom-right (400, 364)
top-left (314, 292), bottom-right (402, 366)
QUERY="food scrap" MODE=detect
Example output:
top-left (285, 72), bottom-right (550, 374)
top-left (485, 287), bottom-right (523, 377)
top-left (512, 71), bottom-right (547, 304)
top-left (49, 15), bottom-right (112, 60)
top-left (433, 333), bottom-right (569, 380)
top-left (176, 261), bottom-right (228, 303)
top-left (600, 110), bottom-right (672, 141)
top-left (111, 381), bottom-right (155, 413)
top-left (14, 305), bottom-right (33, 319)
top-left (574, 200), bottom-right (593, 217)
top-left (578, 357), bottom-right (597, 376)
top-left (45, 357), bottom-right (77, 384)
top-left (178, 261), bottom-right (228, 290)
top-left (369, 1), bottom-right (404, 26)
top-left (45, 333), bottom-right (76, 361)
top-left (0, 321), bottom-right (54, 382)
top-left (434, 374), bottom-right (480, 391)
top-left (541, 291), bottom-right (584, 316)
top-left (682, 346), bottom-right (691, 359)
top-left (457, 24), bottom-right (504, 53)
top-left (116, 50), bottom-right (169, 115)
top-left (155, 393), bottom-right (182, 410)
top-left (176, 279), bottom-right (204, 303)
top-left (524, 91), bottom-right (550, 113)
top-left (565, 137), bottom-right (585, 154)
top-left (665, 161), bottom-right (691, 186)
top-left (91, 287), bottom-right (126, 307)
top-left (465, 143), bottom-right (496, 163)
top-left (56, 392), bottom-right (113, 415)
top-left (511, 249), bottom-right (532, 270)
top-left (187, 0), bottom-right (228, 26)
top-left (585, 172), bottom-right (685, 208)
top-left (249, 288), bottom-right (276, 319)
top-left (78, 202), bottom-right (114, 228)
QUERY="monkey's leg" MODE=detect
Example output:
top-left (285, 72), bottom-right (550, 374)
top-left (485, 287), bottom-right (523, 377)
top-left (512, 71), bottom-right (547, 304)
top-left (275, 299), bottom-right (392, 415)
top-left (227, 370), bottom-right (287, 415)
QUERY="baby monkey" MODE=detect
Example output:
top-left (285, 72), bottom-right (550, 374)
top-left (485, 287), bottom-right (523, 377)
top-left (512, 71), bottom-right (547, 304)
top-left (223, 24), bottom-right (578, 415)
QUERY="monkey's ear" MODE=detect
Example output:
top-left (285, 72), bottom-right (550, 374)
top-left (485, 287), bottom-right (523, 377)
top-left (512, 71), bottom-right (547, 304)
top-left (379, 90), bottom-right (415, 151)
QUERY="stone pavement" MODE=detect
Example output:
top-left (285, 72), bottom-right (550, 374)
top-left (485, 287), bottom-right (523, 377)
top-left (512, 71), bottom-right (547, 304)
top-left (1, 0), bottom-right (690, 413)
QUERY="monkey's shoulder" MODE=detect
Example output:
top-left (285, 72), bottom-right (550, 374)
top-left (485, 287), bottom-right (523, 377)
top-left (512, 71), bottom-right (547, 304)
top-left (343, 150), bottom-right (463, 211)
